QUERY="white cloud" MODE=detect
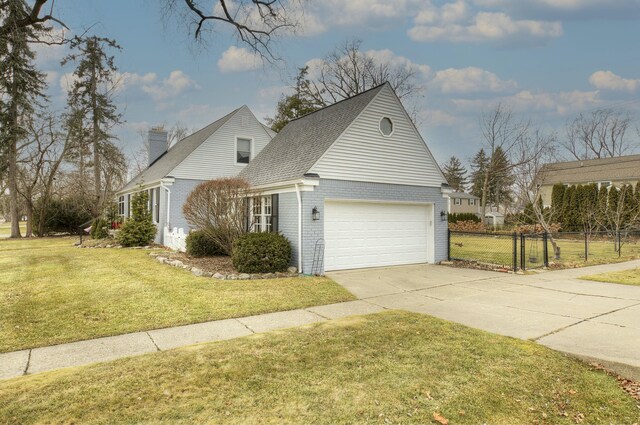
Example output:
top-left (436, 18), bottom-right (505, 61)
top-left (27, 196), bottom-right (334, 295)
top-left (142, 70), bottom-right (199, 100)
top-left (44, 70), bottom-right (59, 87)
top-left (421, 109), bottom-right (458, 127)
top-left (452, 89), bottom-right (601, 115)
top-left (473, 0), bottom-right (640, 20)
top-left (217, 46), bottom-right (262, 73)
top-left (589, 70), bottom-right (640, 92)
top-left (33, 27), bottom-right (69, 65)
top-left (365, 49), bottom-right (431, 77)
top-left (297, 0), bottom-right (448, 35)
top-left (409, 10), bottom-right (562, 43)
top-left (430, 67), bottom-right (517, 93)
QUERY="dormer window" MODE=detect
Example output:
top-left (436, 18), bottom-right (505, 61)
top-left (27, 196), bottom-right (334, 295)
top-left (236, 137), bottom-right (252, 164)
top-left (379, 117), bottom-right (393, 136)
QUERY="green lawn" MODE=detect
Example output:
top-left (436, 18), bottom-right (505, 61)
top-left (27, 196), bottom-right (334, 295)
top-left (0, 221), bottom-right (26, 238)
top-left (581, 268), bottom-right (640, 286)
top-left (0, 237), bottom-right (355, 353)
top-left (0, 311), bottom-right (637, 424)
top-left (450, 233), bottom-right (640, 269)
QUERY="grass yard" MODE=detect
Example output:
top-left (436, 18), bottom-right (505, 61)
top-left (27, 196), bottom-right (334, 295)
top-left (450, 232), bottom-right (640, 269)
top-left (0, 237), bottom-right (355, 353)
top-left (581, 268), bottom-right (640, 286)
top-left (0, 221), bottom-right (26, 238)
top-left (0, 311), bottom-right (637, 424)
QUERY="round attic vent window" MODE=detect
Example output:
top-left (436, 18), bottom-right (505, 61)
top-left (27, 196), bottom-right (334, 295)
top-left (380, 117), bottom-right (393, 136)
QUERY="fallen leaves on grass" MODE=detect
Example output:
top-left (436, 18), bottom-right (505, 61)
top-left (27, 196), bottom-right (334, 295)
top-left (433, 412), bottom-right (449, 425)
top-left (589, 362), bottom-right (640, 402)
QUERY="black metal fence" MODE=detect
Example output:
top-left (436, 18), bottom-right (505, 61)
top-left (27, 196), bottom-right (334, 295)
top-left (449, 230), bottom-right (640, 271)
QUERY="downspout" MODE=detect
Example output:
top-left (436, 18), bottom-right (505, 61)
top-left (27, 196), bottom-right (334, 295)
top-left (160, 181), bottom-right (171, 230)
top-left (295, 183), bottom-right (303, 273)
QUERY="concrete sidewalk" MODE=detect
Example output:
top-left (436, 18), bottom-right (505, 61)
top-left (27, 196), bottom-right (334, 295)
top-left (329, 259), bottom-right (640, 381)
top-left (2, 259), bottom-right (639, 381)
top-left (0, 300), bottom-right (384, 380)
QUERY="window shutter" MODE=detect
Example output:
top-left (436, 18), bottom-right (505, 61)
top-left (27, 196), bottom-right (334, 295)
top-left (271, 194), bottom-right (279, 233)
top-left (245, 198), bottom-right (251, 232)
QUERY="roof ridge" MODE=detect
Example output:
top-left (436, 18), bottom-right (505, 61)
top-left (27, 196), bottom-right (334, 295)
top-left (287, 82), bottom-right (389, 125)
top-left (168, 106), bottom-right (240, 152)
top-left (546, 153), bottom-right (640, 168)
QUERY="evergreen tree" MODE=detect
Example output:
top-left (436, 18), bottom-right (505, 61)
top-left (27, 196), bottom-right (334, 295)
top-left (487, 146), bottom-right (514, 208)
top-left (469, 149), bottom-right (488, 198)
top-left (551, 183), bottom-right (566, 223)
top-left (62, 35), bottom-right (123, 218)
top-left (117, 190), bottom-right (156, 247)
top-left (597, 185), bottom-right (608, 228)
top-left (441, 156), bottom-right (468, 192)
top-left (266, 67), bottom-right (321, 132)
top-left (0, 0), bottom-right (48, 238)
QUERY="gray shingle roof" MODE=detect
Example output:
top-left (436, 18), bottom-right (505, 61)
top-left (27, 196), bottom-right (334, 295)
top-left (538, 154), bottom-right (640, 186)
top-left (239, 84), bottom-right (387, 186)
top-left (447, 192), bottom-right (479, 200)
top-left (118, 108), bottom-right (240, 193)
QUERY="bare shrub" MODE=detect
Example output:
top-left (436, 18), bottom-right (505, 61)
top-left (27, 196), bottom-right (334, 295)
top-left (182, 178), bottom-right (254, 255)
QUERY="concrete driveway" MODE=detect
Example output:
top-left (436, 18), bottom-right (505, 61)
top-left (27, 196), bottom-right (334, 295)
top-left (328, 260), bottom-right (640, 380)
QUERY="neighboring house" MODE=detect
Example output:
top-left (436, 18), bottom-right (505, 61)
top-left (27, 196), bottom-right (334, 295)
top-left (536, 154), bottom-right (640, 207)
top-left (116, 106), bottom-right (274, 250)
top-left (239, 83), bottom-right (449, 274)
top-left (446, 192), bottom-right (480, 216)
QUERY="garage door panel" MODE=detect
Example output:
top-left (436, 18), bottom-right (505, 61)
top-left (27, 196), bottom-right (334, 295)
top-left (324, 201), bottom-right (430, 271)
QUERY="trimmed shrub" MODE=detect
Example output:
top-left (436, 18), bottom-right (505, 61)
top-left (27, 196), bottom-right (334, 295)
top-left (448, 212), bottom-right (481, 224)
top-left (117, 191), bottom-right (157, 247)
top-left (91, 218), bottom-right (109, 239)
top-left (232, 232), bottom-right (291, 274)
top-left (186, 230), bottom-right (225, 257)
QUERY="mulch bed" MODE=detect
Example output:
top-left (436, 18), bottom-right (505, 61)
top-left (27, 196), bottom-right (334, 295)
top-left (164, 252), bottom-right (238, 275)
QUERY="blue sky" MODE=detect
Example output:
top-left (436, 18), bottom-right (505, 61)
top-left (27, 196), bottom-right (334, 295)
top-left (36, 0), bottom-right (640, 168)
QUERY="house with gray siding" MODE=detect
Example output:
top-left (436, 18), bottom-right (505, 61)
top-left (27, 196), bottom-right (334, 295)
top-left (116, 105), bottom-right (274, 250)
top-left (239, 83), bottom-right (450, 274)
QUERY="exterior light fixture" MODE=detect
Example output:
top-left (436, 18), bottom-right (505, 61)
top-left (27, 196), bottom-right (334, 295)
top-left (440, 210), bottom-right (447, 222)
top-left (312, 206), bottom-right (320, 221)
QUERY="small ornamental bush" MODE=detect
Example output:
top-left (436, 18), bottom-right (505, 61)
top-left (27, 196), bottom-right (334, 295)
top-left (117, 190), bottom-right (157, 247)
top-left (448, 212), bottom-right (481, 224)
top-left (91, 218), bottom-right (109, 239)
top-left (232, 232), bottom-right (292, 274)
top-left (186, 230), bottom-right (225, 257)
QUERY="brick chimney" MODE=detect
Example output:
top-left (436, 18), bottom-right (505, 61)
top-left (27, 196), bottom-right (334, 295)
top-left (148, 127), bottom-right (168, 166)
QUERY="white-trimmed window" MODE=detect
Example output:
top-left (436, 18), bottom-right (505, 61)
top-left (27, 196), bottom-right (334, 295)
top-left (118, 196), bottom-right (125, 217)
top-left (154, 187), bottom-right (160, 223)
top-left (469, 199), bottom-right (476, 206)
top-left (236, 137), bottom-right (252, 164)
top-left (379, 117), bottom-right (393, 136)
top-left (251, 196), bottom-right (272, 233)
top-left (454, 198), bottom-right (462, 205)
top-left (127, 194), bottom-right (131, 217)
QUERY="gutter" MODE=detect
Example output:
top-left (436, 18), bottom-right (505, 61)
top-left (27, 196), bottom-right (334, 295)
top-left (295, 183), bottom-right (303, 274)
top-left (160, 181), bottom-right (171, 229)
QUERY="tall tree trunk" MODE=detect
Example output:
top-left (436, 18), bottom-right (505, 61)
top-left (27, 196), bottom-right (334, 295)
top-left (8, 86), bottom-right (21, 239)
top-left (91, 66), bottom-right (102, 218)
top-left (480, 168), bottom-right (490, 224)
top-left (24, 200), bottom-right (33, 237)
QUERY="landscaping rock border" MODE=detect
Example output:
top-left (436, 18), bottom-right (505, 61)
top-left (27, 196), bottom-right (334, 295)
top-left (151, 253), bottom-right (298, 280)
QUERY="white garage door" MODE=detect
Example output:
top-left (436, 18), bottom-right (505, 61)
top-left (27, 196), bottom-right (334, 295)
top-left (324, 201), bottom-right (431, 271)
